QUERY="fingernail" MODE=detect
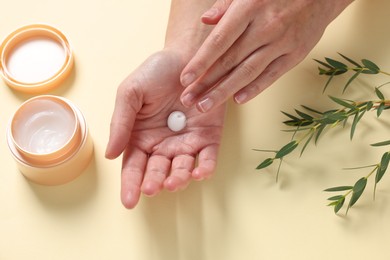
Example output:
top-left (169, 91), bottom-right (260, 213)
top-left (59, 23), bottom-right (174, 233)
top-left (198, 97), bottom-right (214, 112)
top-left (202, 8), bottom-right (218, 19)
top-left (181, 93), bottom-right (195, 107)
top-left (234, 92), bottom-right (248, 104)
top-left (181, 72), bottom-right (196, 87)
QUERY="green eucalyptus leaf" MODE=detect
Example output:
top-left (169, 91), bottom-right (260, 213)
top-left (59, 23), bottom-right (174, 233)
top-left (283, 120), bottom-right (301, 127)
top-left (371, 140), bottom-right (390, 147)
top-left (314, 124), bottom-right (326, 144)
top-left (329, 96), bottom-right (356, 109)
top-left (343, 70), bottom-right (362, 93)
top-left (350, 110), bottom-right (365, 140)
top-left (377, 102), bottom-right (386, 117)
top-left (362, 59), bottom-right (380, 73)
top-left (318, 67), bottom-right (329, 75)
top-left (350, 112), bottom-right (359, 140)
top-left (353, 177), bottom-right (367, 192)
top-left (361, 68), bottom-right (379, 74)
top-left (298, 121), bottom-right (314, 127)
top-left (338, 53), bottom-right (362, 68)
top-left (323, 73), bottom-right (335, 93)
top-left (325, 57), bottom-right (348, 69)
top-left (314, 59), bottom-right (334, 69)
top-left (327, 195), bottom-right (344, 201)
top-left (256, 158), bottom-right (274, 170)
top-left (283, 120), bottom-right (312, 127)
top-left (327, 201), bottom-right (339, 206)
top-left (295, 109), bottom-right (313, 121)
top-left (334, 197), bottom-right (345, 214)
top-left (282, 111), bottom-right (300, 121)
top-left (324, 186), bottom-right (353, 192)
top-left (366, 101), bottom-right (374, 111)
top-left (348, 177), bottom-right (367, 208)
top-left (343, 164), bottom-right (377, 170)
top-left (331, 70), bottom-right (348, 75)
top-left (376, 152), bottom-right (390, 184)
top-left (300, 131), bottom-right (314, 156)
top-left (375, 88), bottom-right (385, 100)
top-left (301, 105), bottom-right (323, 115)
top-left (275, 141), bottom-right (298, 159)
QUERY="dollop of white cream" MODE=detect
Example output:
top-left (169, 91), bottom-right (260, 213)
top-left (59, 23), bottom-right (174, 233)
top-left (167, 111), bottom-right (186, 132)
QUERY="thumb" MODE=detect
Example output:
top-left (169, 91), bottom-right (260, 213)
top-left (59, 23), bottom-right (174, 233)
top-left (105, 79), bottom-right (143, 159)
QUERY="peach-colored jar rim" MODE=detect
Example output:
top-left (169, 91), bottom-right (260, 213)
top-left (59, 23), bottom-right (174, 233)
top-left (0, 24), bottom-right (74, 93)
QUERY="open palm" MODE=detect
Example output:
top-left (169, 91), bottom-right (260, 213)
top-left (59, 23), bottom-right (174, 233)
top-left (106, 50), bottom-right (226, 208)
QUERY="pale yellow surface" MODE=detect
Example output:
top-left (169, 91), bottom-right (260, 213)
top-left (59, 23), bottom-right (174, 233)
top-left (1, 1), bottom-right (390, 259)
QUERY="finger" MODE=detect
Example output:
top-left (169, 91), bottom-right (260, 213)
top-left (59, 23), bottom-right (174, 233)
top-left (180, 5), bottom-right (250, 87)
top-left (195, 45), bottom-right (279, 112)
top-left (181, 25), bottom-right (268, 108)
top-left (164, 154), bottom-right (195, 192)
top-left (141, 155), bottom-right (171, 197)
top-left (201, 0), bottom-right (233, 25)
top-left (121, 146), bottom-right (148, 209)
top-left (234, 54), bottom-right (303, 104)
top-left (105, 80), bottom-right (143, 159)
top-left (192, 144), bottom-right (219, 181)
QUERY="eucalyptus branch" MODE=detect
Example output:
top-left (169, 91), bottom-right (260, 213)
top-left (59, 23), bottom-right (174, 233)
top-left (315, 53), bottom-right (390, 93)
top-left (325, 146), bottom-right (390, 214)
top-left (255, 53), bottom-right (390, 215)
top-left (256, 96), bottom-right (390, 173)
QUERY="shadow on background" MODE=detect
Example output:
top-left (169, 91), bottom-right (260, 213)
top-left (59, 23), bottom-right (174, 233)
top-left (26, 150), bottom-right (98, 212)
top-left (140, 102), bottom-right (243, 260)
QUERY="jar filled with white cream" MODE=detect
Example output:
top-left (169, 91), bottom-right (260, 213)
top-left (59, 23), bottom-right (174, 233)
top-left (7, 95), bottom-right (93, 185)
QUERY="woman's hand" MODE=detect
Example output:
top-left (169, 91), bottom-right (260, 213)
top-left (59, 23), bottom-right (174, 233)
top-left (180, 0), bottom-right (353, 112)
top-left (106, 50), bottom-right (225, 209)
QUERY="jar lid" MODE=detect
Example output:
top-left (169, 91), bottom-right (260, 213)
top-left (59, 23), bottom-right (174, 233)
top-left (0, 24), bottom-right (74, 93)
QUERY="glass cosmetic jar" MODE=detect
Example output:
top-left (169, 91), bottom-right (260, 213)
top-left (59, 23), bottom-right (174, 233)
top-left (7, 95), bottom-right (93, 185)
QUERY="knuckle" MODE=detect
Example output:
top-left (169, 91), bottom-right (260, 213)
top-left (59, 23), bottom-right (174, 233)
top-left (220, 54), bottom-right (236, 71)
top-left (120, 81), bottom-right (143, 111)
top-left (250, 82), bottom-right (262, 93)
top-left (211, 86), bottom-right (229, 101)
top-left (210, 31), bottom-right (227, 50)
top-left (239, 62), bottom-right (257, 79)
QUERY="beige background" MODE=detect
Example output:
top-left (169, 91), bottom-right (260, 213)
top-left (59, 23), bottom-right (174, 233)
top-left (1, 0), bottom-right (390, 259)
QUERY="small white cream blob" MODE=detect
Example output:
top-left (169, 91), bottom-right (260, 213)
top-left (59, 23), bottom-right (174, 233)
top-left (167, 111), bottom-right (187, 132)
top-left (12, 99), bottom-right (75, 154)
top-left (6, 36), bottom-right (66, 84)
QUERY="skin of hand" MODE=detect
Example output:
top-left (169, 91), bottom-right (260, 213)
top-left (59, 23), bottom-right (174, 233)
top-left (179, 0), bottom-right (354, 113)
top-left (105, 0), bottom-right (223, 209)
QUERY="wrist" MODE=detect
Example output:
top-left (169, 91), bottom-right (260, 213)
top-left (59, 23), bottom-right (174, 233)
top-left (163, 0), bottom-right (215, 62)
top-left (323, 0), bottom-right (354, 22)
top-left (164, 25), bottom-right (211, 61)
